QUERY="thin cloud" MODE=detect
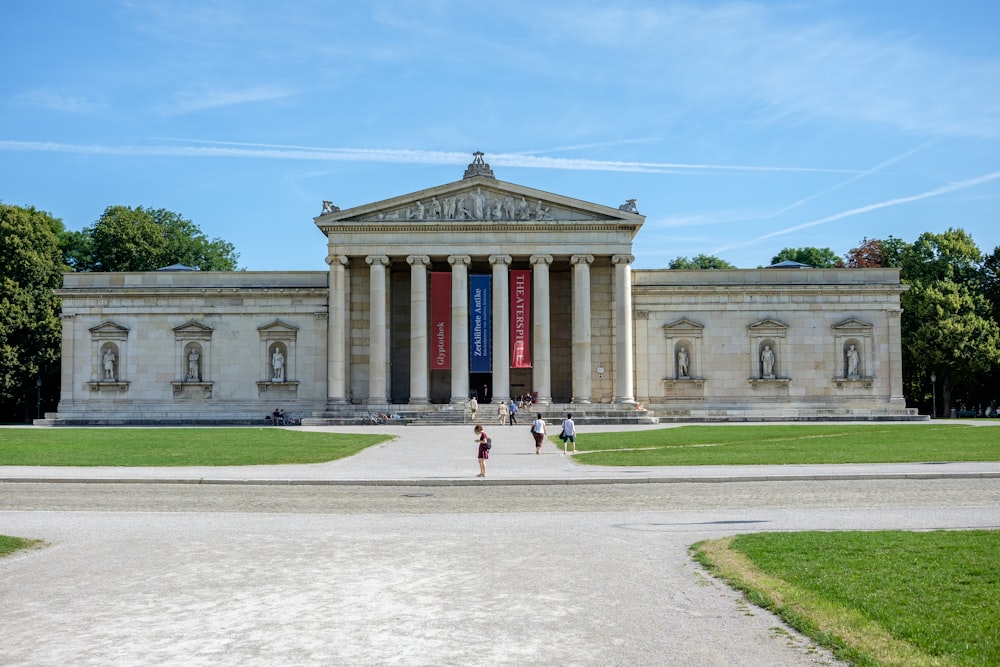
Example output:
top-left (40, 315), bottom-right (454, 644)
top-left (712, 170), bottom-right (1000, 254)
top-left (0, 139), bottom-right (859, 175)
top-left (159, 86), bottom-right (297, 115)
top-left (761, 141), bottom-right (936, 220)
top-left (13, 89), bottom-right (105, 114)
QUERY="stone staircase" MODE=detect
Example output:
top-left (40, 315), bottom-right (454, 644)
top-left (301, 403), bottom-right (658, 427)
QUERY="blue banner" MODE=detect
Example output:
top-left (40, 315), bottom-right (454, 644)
top-left (469, 274), bottom-right (492, 373)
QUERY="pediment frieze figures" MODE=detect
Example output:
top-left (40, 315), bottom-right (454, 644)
top-left (372, 187), bottom-right (564, 222)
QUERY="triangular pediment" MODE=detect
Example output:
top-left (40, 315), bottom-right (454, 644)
top-left (748, 318), bottom-right (788, 331)
top-left (89, 321), bottom-right (129, 340)
top-left (663, 318), bottom-right (704, 333)
top-left (315, 176), bottom-right (644, 227)
top-left (832, 317), bottom-right (873, 332)
top-left (258, 319), bottom-right (299, 334)
top-left (173, 320), bottom-right (213, 339)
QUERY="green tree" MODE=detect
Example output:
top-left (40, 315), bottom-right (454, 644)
top-left (0, 204), bottom-right (66, 421)
top-left (900, 227), bottom-right (982, 286)
top-left (68, 206), bottom-right (239, 271)
top-left (668, 254), bottom-right (737, 269)
top-left (770, 247), bottom-right (844, 268)
top-left (898, 229), bottom-right (1000, 416)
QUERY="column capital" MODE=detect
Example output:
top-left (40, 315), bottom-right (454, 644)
top-left (489, 254), bottom-right (512, 266)
top-left (406, 255), bottom-right (431, 267)
top-left (365, 255), bottom-right (390, 266)
top-left (612, 254), bottom-right (635, 265)
top-left (571, 254), bottom-right (594, 265)
top-left (448, 255), bottom-right (471, 267)
top-left (529, 254), bottom-right (553, 266)
top-left (325, 254), bottom-right (348, 266)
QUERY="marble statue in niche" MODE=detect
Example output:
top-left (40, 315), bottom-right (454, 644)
top-left (102, 348), bottom-right (116, 381)
top-left (846, 344), bottom-right (860, 379)
top-left (186, 347), bottom-right (201, 382)
top-left (761, 345), bottom-right (775, 379)
top-left (677, 347), bottom-right (689, 378)
top-left (271, 346), bottom-right (285, 383)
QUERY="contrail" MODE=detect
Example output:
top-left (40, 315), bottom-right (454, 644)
top-left (713, 169), bottom-right (1000, 253)
top-left (762, 141), bottom-right (936, 219)
top-left (0, 139), bottom-right (858, 175)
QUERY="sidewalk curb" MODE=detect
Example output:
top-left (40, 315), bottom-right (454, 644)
top-left (3, 471), bottom-right (998, 486)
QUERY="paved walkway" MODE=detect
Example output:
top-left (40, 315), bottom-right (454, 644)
top-left (3, 422), bottom-right (998, 666)
top-left (3, 422), bottom-right (999, 485)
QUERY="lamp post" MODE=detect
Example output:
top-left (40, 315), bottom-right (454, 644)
top-left (35, 377), bottom-right (42, 420)
top-left (930, 372), bottom-right (936, 419)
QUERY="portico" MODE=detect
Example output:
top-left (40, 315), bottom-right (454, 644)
top-left (315, 156), bottom-right (642, 408)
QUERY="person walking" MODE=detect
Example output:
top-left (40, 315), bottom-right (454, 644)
top-left (497, 401), bottom-right (508, 426)
top-left (469, 396), bottom-right (478, 421)
top-left (508, 398), bottom-right (518, 425)
top-left (561, 413), bottom-right (577, 454)
top-left (474, 424), bottom-right (490, 477)
top-left (530, 413), bottom-right (546, 454)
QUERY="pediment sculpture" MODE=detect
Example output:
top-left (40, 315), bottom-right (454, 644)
top-left (358, 186), bottom-right (599, 223)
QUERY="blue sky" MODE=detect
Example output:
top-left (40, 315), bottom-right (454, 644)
top-left (2, 1), bottom-right (999, 270)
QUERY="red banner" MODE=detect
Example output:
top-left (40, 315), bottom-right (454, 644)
top-left (510, 270), bottom-right (531, 368)
top-left (430, 272), bottom-right (451, 369)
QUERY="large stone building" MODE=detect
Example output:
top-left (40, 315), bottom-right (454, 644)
top-left (52, 154), bottom-right (917, 424)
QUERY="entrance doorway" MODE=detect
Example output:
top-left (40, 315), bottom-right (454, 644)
top-left (470, 373), bottom-right (492, 403)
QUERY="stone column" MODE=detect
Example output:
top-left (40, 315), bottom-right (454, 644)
top-left (449, 255), bottom-right (471, 404)
top-left (490, 255), bottom-right (512, 403)
top-left (366, 255), bottom-right (390, 404)
top-left (612, 254), bottom-right (636, 405)
top-left (887, 308), bottom-right (906, 408)
top-left (325, 254), bottom-right (348, 403)
top-left (571, 254), bottom-right (594, 404)
top-left (59, 313), bottom-right (76, 407)
top-left (633, 310), bottom-right (650, 406)
top-left (530, 254), bottom-right (553, 405)
top-left (407, 255), bottom-right (431, 404)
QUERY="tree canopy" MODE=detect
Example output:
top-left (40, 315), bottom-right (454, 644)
top-left (0, 204), bottom-right (66, 420)
top-left (770, 247), bottom-right (844, 268)
top-left (65, 206), bottom-right (240, 272)
top-left (893, 229), bottom-right (1000, 416)
top-left (668, 254), bottom-right (737, 269)
top-left (843, 236), bottom-right (907, 268)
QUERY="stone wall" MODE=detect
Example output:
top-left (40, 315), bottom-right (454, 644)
top-left (55, 271), bottom-right (329, 422)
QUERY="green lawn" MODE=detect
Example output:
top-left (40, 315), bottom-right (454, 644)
top-left (0, 428), bottom-right (393, 466)
top-left (0, 535), bottom-right (45, 557)
top-left (565, 423), bottom-right (1000, 466)
top-left (695, 530), bottom-right (1000, 666)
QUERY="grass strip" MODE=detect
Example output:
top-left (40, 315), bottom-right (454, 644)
top-left (0, 535), bottom-right (46, 557)
top-left (0, 428), bottom-right (393, 466)
top-left (565, 424), bottom-right (1000, 466)
top-left (694, 531), bottom-right (1000, 666)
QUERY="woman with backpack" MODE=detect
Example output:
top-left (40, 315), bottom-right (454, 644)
top-left (474, 424), bottom-right (490, 477)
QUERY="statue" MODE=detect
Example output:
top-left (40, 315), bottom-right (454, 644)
top-left (272, 348), bottom-right (285, 382)
top-left (102, 349), bottom-right (116, 381)
top-left (186, 349), bottom-right (200, 382)
top-left (619, 198), bottom-right (639, 214)
top-left (321, 200), bottom-right (340, 215)
top-left (407, 200), bottom-right (425, 220)
top-left (761, 345), bottom-right (775, 378)
top-left (677, 347), bottom-right (689, 378)
top-left (846, 344), bottom-right (859, 378)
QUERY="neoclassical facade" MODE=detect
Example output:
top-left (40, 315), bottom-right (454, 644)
top-left (51, 155), bottom-right (917, 424)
